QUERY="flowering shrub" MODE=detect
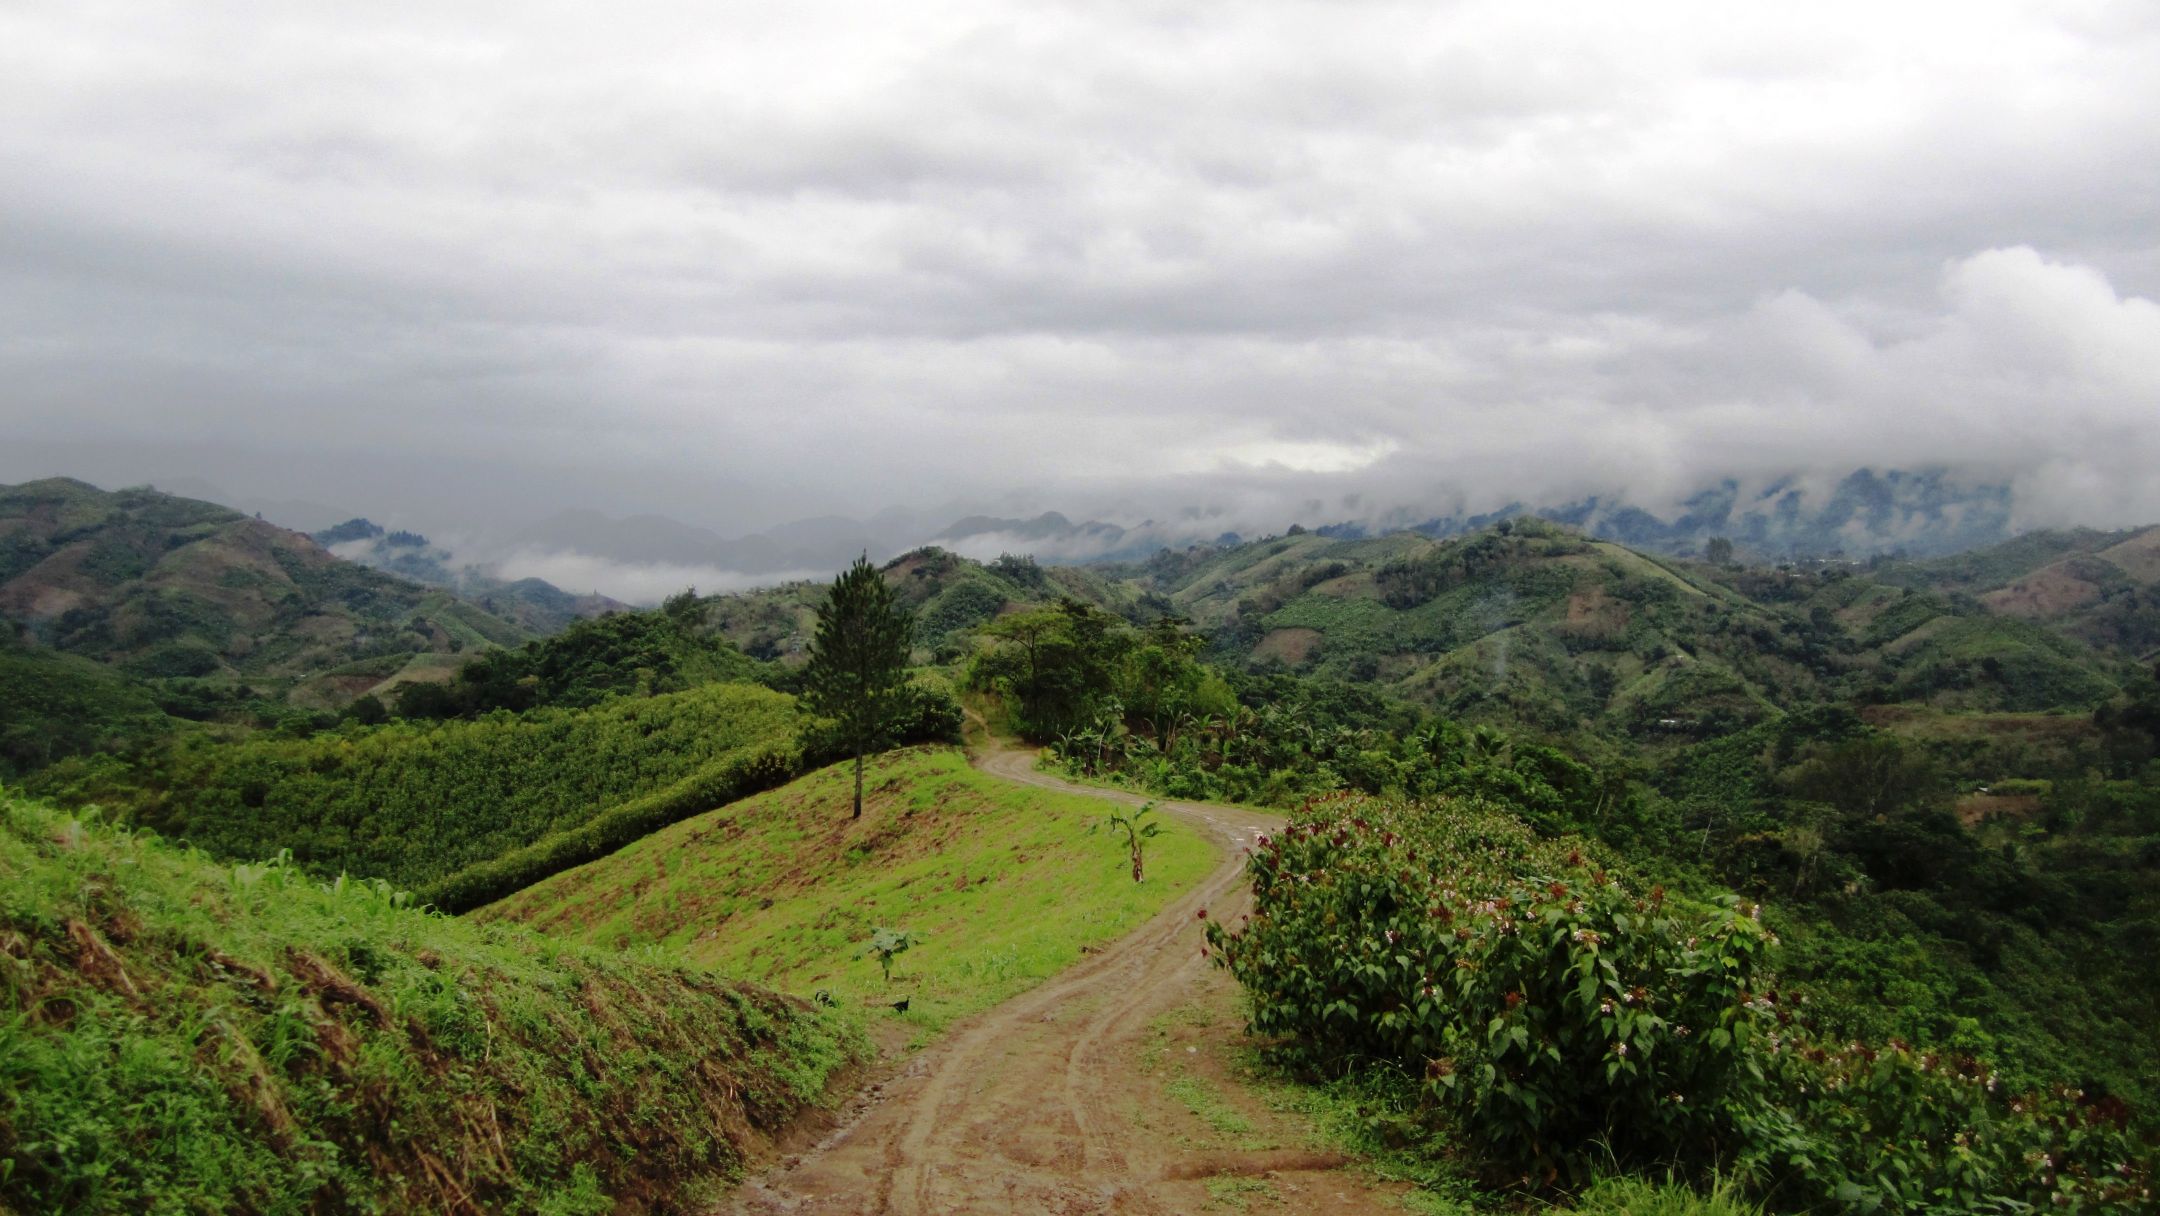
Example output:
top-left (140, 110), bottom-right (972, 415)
top-left (1206, 793), bottom-right (2156, 1209)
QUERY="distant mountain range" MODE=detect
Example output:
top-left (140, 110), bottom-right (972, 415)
top-left (908, 469), bottom-right (2022, 568)
top-left (113, 467), bottom-right (2034, 604)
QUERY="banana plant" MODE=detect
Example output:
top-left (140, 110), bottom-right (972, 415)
top-left (1094, 801), bottom-right (1163, 883)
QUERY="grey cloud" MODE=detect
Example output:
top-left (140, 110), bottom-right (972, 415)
top-left (3, 0), bottom-right (2158, 546)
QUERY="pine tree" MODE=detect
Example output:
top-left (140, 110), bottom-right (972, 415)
top-left (802, 554), bottom-right (914, 818)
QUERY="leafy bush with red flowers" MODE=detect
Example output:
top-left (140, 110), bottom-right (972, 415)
top-left (1206, 792), bottom-right (2155, 1210)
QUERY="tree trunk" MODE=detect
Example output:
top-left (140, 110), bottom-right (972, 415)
top-left (1130, 845), bottom-right (1144, 884)
top-left (853, 750), bottom-right (865, 819)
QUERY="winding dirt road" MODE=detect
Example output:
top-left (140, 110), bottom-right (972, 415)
top-left (718, 747), bottom-right (1406, 1215)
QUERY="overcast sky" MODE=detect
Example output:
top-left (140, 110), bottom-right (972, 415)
top-left (4, 0), bottom-right (2158, 546)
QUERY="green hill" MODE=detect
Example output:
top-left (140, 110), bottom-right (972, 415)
top-left (0, 789), bottom-right (858, 1215)
top-left (1876, 525), bottom-right (2160, 662)
top-left (1090, 519), bottom-right (2129, 724)
top-left (1094, 521), bottom-right (1826, 731)
top-left (34, 682), bottom-right (800, 893)
top-left (478, 747), bottom-right (1217, 1032)
top-left (0, 479), bottom-right (541, 746)
top-left (702, 547), bottom-right (1135, 665)
top-left (388, 594), bottom-right (778, 718)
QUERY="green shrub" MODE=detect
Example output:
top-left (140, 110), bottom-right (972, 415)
top-left (76, 682), bottom-right (799, 889)
top-left (1207, 792), bottom-right (2157, 1210)
top-left (422, 735), bottom-right (803, 913)
top-left (1210, 793), bottom-right (1766, 1185)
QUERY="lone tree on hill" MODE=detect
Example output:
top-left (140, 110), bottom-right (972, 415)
top-left (803, 553), bottom-right (915, 819)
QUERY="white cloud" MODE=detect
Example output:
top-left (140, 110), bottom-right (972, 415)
top-left (488, 549), bottom-right (822, 605)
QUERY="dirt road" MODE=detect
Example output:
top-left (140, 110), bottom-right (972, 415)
top-left (718, 747), bottom-right (1408, 1215)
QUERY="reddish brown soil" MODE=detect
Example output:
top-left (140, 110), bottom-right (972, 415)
top-left (1251, 627), bottom-right (1322, 666)
top-left (1980, 564), bottom-right (2102, 618)
top-left (717, 748), bottom-right (1407, 1215)
top-left (1955, 793), bottom-right (2044, 828)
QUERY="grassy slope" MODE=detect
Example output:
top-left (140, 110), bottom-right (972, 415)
top-left (479, 746), bottom-right (1218, 1034)
top-left (0, 791), bottom-right (860, 1216)
top-left (41, 682), bottom-right (798, 892)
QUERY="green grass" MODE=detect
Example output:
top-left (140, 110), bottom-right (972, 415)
top-left (0, 788), bottom-right (861, 1215)
top-left (1553, 1175), bottom-right (1762, 1216)
top-left (478, 746), bottom-right (1219, 1034)
top-left (1203, 1175), bottom-right (1281, 1210)
top-left (1166, 1074), bottom-right (1256, 1139)
top-left (1232, 1054), bottom-right (1479, 1212)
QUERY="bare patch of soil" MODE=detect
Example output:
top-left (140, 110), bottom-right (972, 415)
top-left (1981, 564), bottom-right (2102, 618)
top-left (1956, 793), bottom-right (2044, 828)
top-left (1251, 627), bottom-right (1322, 667)
top-left (1560, 583), bottom-right (1629, 642)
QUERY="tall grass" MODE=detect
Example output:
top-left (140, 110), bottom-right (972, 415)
top-left (0, 790), bottom-right (860, 1214)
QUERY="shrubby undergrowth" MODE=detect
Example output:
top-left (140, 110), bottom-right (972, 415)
top-left (1206, 792), bottom-right (2155, 1212)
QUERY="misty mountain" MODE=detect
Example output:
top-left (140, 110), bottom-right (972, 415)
top-left (313, 519), bottom-right (625, 632)
top-left (267, 466), bottom-right (2026, 606)
top-left (955, 469), bottom-right (2019, 567)
top-left (1407, 469), bottom-right (2016, 561)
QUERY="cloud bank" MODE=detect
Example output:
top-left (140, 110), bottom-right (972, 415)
top-left (2, 0), bottom-right (2156, 540)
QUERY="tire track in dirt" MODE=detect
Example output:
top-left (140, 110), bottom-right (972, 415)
top-left (719, 746), bottom-right (1406, 1215)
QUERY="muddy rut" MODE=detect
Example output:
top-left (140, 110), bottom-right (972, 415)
top-left (719, 748), bottom-right (1406, 1215)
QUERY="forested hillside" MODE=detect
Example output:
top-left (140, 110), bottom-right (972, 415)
top-left (1092, 518), bottom-right (2132, 726)
top-left (0, 477), bottom-right (540, 751)
top-left (1876, 524), bottom-right (2160, 661)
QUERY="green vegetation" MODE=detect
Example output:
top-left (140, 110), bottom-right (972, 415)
top-left (0, 642), bottom-right (178, 774)
top-left (1096, 800), bottom-right (1164, 882)
top-left (478, 747), bottom-right (1217, 1033)
top-left (0, 789), bottom-right (860, 1215)
top-left (802, 554), bottom-right (917, 818)
top-left (1556, 1176), bottom-right (1762, 1216)
top-left (390, 590), bottom-right (773, 718)
top-left (33, 682), bottom-right (801, 892)
top-left (862, 926), bottom-right (921, 984)
top-left (9, 490), bottom-right (2159, 1211)
top-left (0, 479), bottom-right (539, 723)
top-left (1661, 710), bottom-right (2160, 1109)
top-left (1207, 792), bottom-right (2155, 1210)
